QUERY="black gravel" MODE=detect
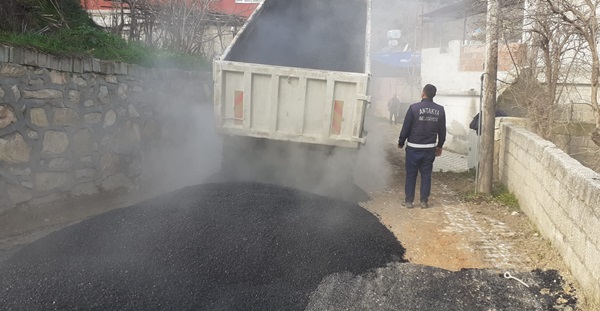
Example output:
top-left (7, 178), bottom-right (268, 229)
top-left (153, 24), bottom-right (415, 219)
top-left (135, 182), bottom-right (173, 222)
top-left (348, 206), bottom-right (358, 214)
top-left (306, 264), bottom-right (579, 311)
top-left (226, 0), bottom-right (367, 73)
top-left (0, 182), bottom-right (405, 311)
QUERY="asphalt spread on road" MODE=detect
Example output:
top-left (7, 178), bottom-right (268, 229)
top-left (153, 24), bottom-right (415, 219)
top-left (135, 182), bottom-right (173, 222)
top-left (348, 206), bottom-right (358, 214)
top-left (0, 182), bottom-right (404, 310)
top-left (0, 182), bottom-right (577, 310)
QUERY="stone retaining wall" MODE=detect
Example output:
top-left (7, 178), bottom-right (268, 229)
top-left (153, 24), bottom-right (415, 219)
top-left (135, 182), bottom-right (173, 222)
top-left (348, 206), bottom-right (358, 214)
top-left (0, 45), bottom-right (212, 211)
top-left (497, 122), bottom-right (600, 307)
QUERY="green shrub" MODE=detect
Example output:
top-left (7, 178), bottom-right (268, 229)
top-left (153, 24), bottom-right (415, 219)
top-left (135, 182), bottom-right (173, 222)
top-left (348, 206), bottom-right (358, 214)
top-left (491, 183), bottom-right (520, 210)
top-left (0, 0), bottom-right (209, 70)
top-left (0, 25), bottom-right (209, 70)
top-left (463, 182), bottom-right (520, 210)
top-left (0, 0), bottom-right (95, 33)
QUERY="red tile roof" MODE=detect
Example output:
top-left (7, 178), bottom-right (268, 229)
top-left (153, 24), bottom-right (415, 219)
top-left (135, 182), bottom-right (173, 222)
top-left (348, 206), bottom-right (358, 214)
top-left (80, 0), bottom-right (259, 18)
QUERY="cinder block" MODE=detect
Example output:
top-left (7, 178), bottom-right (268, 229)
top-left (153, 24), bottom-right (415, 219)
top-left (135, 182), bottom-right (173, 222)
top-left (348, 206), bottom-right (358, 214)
top-left (11, 48), bottom-right (25, 64)
top-left (552, 205), bottom-right (591, 261)
top-left (22, 49), bottom-right (38, 66)
top-left (544, 194), bottom-right (569, 226)
top-left (518, 200), bottom-right (534, 221)
top-left (582, 212), bottom-right (600, 246)
top-left (524, 167), bottom-right (541, 191)
top-left (47, 54), bottom-right (60, 71)
top-left (557, 191), bottom-right (574, 215)
top-left (59, 58), bottom-right (72, 72)
top-left (531, 202), bottom-right (554, 238)
top-left (552, 160), bottom-right (569, 183)
top-left (126, 64), bottom-right (136, 76)
top-left (560, 217), bottom-right (585, 258)
top-left (508, 129), bottom-right (526, 148)
top-left (567, 248), bottom-right (600, 308)
top-left (72, 58), bottom-right (83, 73)
top-left (513, 145), bottom-right (526, 164)
top-left (508, 159), bottom-right (525, 182)
top-left (501, 123), bottom-right (512, 138)
top-left (544, 188), bottom-right (559, 213)
top-left (82, 59), bottom-right (93, 72)
top-left (590, 185), bottom-right (600, 217)
top-left (565, 169), bottom-right (588, 201)
top-left (91, 58), bottom-right (101, 72)
top-left (511, 127), bottom-right (530, 146)
top-left (531, 161), bottom-right (546, 183)
top-left (0, 45), bottom-right (9, 62)
top-left (37, 53), bottom-right (48, 68)
top-left (581, 180), bottom-right (600, 209)
top-left (99, 60), bottom-right (114, 75)
top-left (563, 198), bottom-right (585, 226)
top-left (136, 65), bottom-right (148, 77)
top-left (583, 240), bottom-right (600, 281)
top-left (7, 46), bottom-right (15, 63)
top-left (551, 226), bottom-right (570, 256)
top-left (561, 240), bottom-right (583, 269)
top-left (527, 138), bottom-right (547, 159)
top-left (138, 66), bottom-right (148, 78)
top-left (572, 168), bottom-right (598, 202)
top-left (115, 62), bottom-right (127, 75)
top-left (541, 176), bottom-right (560, 198)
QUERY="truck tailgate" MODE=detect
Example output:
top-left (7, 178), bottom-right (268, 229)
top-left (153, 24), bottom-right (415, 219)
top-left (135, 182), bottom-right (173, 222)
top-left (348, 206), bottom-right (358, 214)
top-left (214, 60), bottom-right (369, 148)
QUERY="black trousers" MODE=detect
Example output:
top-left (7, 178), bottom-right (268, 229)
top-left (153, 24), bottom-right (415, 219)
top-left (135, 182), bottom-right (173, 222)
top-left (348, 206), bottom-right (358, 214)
top-left (404, 148), bottom-right (436, 203)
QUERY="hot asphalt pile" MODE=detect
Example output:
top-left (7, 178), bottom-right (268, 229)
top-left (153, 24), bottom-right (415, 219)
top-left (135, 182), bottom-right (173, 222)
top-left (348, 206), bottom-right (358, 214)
top-left (227, 0), bottom-right (367, 73)
top-left (0, 182), bottom-right (405, 310)
top-left (0, 182), bottom-right (578, 310)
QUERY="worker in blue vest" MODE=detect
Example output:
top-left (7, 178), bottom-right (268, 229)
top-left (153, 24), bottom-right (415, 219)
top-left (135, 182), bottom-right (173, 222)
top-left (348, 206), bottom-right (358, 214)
top-left (398, 84), bottom-right (447, 209)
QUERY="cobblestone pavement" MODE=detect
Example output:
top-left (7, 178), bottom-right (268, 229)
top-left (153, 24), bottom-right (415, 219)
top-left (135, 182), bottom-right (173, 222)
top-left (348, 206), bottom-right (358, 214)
top-left (433, 150), bottom-right (469, 173)
top-left (432, 154), bottom-right (526, 269)
top-left (437, 189), bottom-right (528, 270)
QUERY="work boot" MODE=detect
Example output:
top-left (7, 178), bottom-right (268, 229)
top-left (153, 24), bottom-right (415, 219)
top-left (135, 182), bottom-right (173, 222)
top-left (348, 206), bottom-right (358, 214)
top-left (404, 202), bottom-right (414, 209)
top-left (420, 201), bottom-right (429, 209)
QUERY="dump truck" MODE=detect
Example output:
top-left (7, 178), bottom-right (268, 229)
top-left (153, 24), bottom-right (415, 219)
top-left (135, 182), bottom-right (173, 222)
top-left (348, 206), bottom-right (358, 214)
top-left (213, 0), bottom-right (372, 199)
top-left (213, 0), bottom-right (371, 149)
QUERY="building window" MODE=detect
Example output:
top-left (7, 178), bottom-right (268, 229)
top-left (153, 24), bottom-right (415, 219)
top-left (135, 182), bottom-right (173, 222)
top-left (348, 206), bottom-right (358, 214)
top-left (235, 0), bottom-right (262, 3)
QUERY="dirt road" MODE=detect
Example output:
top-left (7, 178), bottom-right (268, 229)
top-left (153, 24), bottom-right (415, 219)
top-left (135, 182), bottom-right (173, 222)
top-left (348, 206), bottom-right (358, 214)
top-left (360, 120), bottom-right (582, 308)
top-left (363, 122), bottom-right (566, 271)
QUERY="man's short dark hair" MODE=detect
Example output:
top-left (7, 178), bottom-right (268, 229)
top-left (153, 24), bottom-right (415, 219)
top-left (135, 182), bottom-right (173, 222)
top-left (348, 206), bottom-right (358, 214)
top-left (423, 84), bottom-right (437, 99)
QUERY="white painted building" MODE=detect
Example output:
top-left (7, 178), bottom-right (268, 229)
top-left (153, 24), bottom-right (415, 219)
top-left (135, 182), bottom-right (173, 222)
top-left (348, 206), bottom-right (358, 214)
top-left (420, 40), bottom-right (517, 154)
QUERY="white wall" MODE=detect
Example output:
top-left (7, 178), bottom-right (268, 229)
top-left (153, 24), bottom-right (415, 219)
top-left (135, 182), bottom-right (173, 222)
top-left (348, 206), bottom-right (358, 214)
top-left (421, 41), bottom-right (484, 93)
top-left (421, 41), bottom-right (499, 154)
top-left (498, 121), bottom-right (600, 308)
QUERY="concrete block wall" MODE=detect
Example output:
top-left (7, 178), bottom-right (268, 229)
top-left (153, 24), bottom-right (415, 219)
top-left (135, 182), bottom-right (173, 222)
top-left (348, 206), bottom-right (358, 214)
top-left (0, 45), bottom-right (212, 212)
top-left (497, 122), bottom-right (600, 306)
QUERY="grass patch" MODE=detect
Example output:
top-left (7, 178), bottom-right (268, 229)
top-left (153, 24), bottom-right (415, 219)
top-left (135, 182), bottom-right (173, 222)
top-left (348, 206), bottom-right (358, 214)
top-left (463, 182), bottom-right (520, 210)
top-left (436, 168), bottom-right (477, 180)
top-left (0, 25), bottom-right (209, 70)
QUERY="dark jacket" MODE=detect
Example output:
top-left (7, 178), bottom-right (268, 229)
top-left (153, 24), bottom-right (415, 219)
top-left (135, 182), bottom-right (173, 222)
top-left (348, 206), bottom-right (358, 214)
top-left (387, 96), bottom-right (401, 113)
top-left (398, 99), bottom-right (446, 150)
top-left (469, 110), bottom-right (507, 135)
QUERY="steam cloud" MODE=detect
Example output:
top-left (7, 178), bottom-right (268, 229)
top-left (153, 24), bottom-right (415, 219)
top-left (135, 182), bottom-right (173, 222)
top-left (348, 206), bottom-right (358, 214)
top-left (140, 0), bottom-right (405, 201)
